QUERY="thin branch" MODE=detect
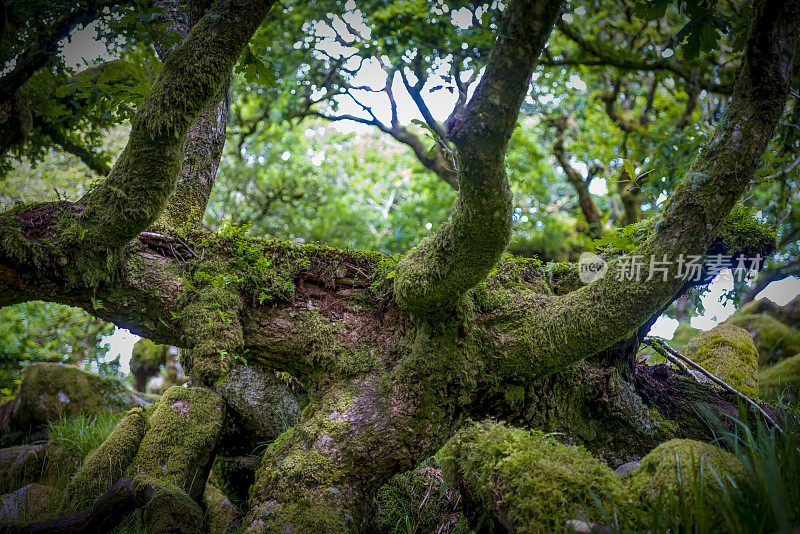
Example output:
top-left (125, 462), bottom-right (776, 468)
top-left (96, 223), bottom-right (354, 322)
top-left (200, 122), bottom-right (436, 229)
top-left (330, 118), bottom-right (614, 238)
top-left (762, 153), bottom-right (800, 181)
top-left (554, 20), bottom-right (734, 94)
top-left (642, 337), bottom-right (786, 436)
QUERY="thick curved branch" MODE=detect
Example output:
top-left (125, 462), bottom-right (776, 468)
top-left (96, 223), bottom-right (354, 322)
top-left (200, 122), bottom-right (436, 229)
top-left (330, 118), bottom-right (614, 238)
top-left (394, 0), bottom-right (564, 313)
top-left (41, 124), bottom-right (111, 176)
top-left (498, 0), bottom-right (800, 379)
top-left (76, 0), bottom-right (275, 249)
top-left (17, 478), bottom-right (154, 534)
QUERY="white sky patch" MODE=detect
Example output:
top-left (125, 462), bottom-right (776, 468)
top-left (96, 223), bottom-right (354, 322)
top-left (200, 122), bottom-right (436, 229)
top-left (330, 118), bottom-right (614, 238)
top-left (650, 315), bottom-right (679, 338)
top-left (691, 269), bottom-right (737, 330)
top-left (755, 276), bottom-right (800, 305)
top-left (588, 177), bottom-right (608, 195)
top-left (101, 328), bottom-right (140, 375)
top-left (450, 7), bottom-right (473, 29)
top-left (61, 21), bottom-right (113, 69)
top-left (566, 74), bottom-right (587, 92)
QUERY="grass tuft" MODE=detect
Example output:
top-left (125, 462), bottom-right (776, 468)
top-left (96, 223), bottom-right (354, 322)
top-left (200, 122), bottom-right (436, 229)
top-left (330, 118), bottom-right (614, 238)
top-left (47, 410), bottom-right (124, 459)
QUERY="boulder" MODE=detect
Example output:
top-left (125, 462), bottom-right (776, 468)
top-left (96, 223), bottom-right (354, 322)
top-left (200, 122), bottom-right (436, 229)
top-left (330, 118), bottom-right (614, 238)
top-left (684, 324), bottom-right (759, 397)
top-left (13, 362), bottom-right (147, 427)
top-left (625, 439), bottom-right (745, 504)
top-left (440, 421), bottom-right (626, 533)
top-left (758, 354), bottom-right (800, 402)
top-left (203, 480), bottom-right (242, 534)
top-left (215, 365), bottom-right (301, 442)
top-left (0, 483), bottom-right (53, 528)
top-left (0, 442), bottom-right (78, 494)
top-left (724, 314), bottom-right (800, 366)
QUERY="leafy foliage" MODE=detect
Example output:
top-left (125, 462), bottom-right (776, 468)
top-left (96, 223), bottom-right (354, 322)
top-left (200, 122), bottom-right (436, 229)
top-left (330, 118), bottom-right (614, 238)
top-left (0, 302), bottom-right (115, 397)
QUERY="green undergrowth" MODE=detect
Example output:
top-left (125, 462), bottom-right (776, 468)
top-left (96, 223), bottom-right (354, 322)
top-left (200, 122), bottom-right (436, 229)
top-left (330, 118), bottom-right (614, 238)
top-left (588, 407), bottom-right (800, 533)
top-left (47, 410), bottom-right (125, 459)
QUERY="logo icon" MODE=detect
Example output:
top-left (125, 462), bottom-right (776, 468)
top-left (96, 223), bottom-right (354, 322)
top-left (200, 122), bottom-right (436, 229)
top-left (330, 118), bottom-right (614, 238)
top-left (578, 252), bottom-right (607, 284)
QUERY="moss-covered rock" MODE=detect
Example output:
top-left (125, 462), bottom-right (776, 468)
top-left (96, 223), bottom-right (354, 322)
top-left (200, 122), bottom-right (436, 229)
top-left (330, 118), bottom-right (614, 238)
top-left (440, 421), bottom-right (625, 533)
top-left (370, 459), bottom-right (462, 534)
top-left (0, 442), bottom-right (78, 495)
top-left (130, 386), bottom-right (226, 501)
top-left (671, 322), bottom-right (701, 349)
top-left (684, 324), bottom-right (759, 397)
top-left (758, 354), bottom-right (800, 402)
top-left (215, 365), bottom-right (300, 443)
top-left (724, 314), bottom-right (800, 366)
top-left (625, 439), bottom-right (745, 504)
top-left (203, 480), bottom-right (242, 534)
top-left (741, 296), bottom-right (800, 329)
top-left (13, 362), bottom-right (143, 427)
top-left (139, 476), bottom-right (203, 534)
top-left (0, 482), bottom-right (53, 529)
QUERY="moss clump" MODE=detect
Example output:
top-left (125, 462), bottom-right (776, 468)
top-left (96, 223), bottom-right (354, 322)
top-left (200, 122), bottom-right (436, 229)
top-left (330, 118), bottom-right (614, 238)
top-left (473, 253), bottom-right (550, 311)
top-left (130, 386), bottom-right (226, 501)
top-left (370, 459), bottom-right (462, 534)
top-left (625, 439), bottom-right (745, 504)
top-left (14, 362), bottom-right (136, 426)
top-left (758, 354), bottom-right (800, 402)
top-left (65, 406), bottom-right (147, 510)
top-left (708, 204), bottom-right (777, 260)
top-left (138, 475), bottom-right (204, 534)
top-left (684, 324), bottom-right (759, 397)
top-left (724, 314), bottom-right (800, 366)
top-left (440, 421), bottom-right (625, 533)
top-left (203, 480), bottom-right (242, 534)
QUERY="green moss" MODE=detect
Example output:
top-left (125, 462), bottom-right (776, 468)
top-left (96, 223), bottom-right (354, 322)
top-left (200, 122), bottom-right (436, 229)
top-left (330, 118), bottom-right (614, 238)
top-left (758, 354), bottom-right (800, 402)
top-left (202, 481), bottom-right (242, 533)
top-left (473, 253), bottom-right (550, 311)
top-left (130, 386), bottom-right (226, 500)
top-left (14, 362), bottom-right (135, 426)
top-left (137, 475), bottom-right (204, 534)
top-left (625, 439), bottom-right (745, 503)
top-left (671, 322), bottom-right (701, 349)
top-left (724, 314), bottom-right (800, 366)
top-left (65, 406), bottom-right (147, 510)
top-left (0, 442), bottom-right (79, 495)
top-left (370, 459), bottom-right (462, 534)
top-left (440, 421), bottom-right (626, 533)
top-left (709, 204), bottom-right (777, 260)
top-left (684, 324), bottom-right (759, 397)
top-left (545, 261), bottom-right (582, 295)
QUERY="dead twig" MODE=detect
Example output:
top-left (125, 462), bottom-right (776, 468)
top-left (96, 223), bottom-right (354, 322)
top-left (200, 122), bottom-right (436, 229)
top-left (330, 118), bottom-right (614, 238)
top-left (643, 337), bottom-right (785, 436)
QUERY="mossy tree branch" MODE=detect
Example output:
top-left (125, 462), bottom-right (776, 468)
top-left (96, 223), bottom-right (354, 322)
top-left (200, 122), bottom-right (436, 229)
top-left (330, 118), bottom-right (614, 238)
top-left (152, 0), bottom-right (230, 231)
top-left (75, 0), bottom-right (275, 249)
top-left (495, 0), bottom-right (800, 381)
top-left (393, 0), bottom-right (564, 314)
